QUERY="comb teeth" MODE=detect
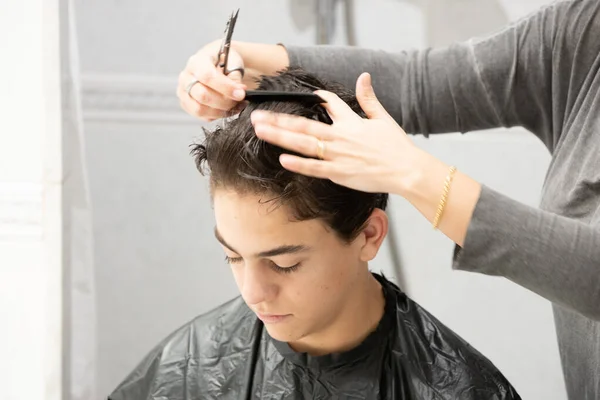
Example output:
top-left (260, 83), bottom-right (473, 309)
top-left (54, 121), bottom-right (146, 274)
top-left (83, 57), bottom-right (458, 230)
top-left (244, 91), bottom-right (326, 105)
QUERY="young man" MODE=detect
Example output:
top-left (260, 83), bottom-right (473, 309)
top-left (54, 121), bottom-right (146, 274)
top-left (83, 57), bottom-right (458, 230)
top-left (108, 68), bottom-right (520, 400)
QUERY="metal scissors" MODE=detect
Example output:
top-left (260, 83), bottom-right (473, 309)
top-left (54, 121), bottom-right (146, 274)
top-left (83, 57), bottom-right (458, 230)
top-left (215, 8), bottom-right (245, 77)
top-left (216, 9), bottom-right (325, 105)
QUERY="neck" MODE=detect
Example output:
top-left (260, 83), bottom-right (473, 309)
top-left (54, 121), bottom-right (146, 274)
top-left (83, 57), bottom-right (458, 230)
top-left (289, 272), bottom-right (385, 356)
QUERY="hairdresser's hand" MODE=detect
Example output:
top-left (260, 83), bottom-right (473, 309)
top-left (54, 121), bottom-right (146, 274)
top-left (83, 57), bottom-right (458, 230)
top-left (250, 73), bottom-right (426, 196)
top-left (177, 40), bottom-right (247, 122)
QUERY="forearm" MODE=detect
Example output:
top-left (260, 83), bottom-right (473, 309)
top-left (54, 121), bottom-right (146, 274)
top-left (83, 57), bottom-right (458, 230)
top-left (231, 41), bottom-right (290, 89)
top-left (456, 187), bottom-right (600, 321)
top-left (286, 43), bottom-right (541, 137)
top-left (285, 0), bottom-right (580, 144)
top-left (396, 151), bottom-right (600, 321)
top-left (394, 149), bottom-right (480, 247)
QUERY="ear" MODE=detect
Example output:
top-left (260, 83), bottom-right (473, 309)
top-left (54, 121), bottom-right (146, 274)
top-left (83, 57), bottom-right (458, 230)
top-left (358, 209), bottom-right (388, 262)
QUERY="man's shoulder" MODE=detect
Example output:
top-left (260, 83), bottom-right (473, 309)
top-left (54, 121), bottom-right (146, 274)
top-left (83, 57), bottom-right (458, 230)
top-left (151, 296), bottom-right (257, 362)
top-left (166, 296), bottom-right (254, 351)
top-left (383, 283), bottom-right (520, 399)
top-left (108, 296), bottom-right (257, 400)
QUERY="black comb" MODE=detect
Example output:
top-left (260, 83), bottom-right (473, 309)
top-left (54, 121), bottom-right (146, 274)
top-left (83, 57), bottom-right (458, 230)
top-left (244, 90), bottom-right (326, 104)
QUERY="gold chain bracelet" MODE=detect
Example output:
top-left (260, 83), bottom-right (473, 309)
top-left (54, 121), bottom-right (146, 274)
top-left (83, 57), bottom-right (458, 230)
top-left (432, 166), bottom-right (457, 230)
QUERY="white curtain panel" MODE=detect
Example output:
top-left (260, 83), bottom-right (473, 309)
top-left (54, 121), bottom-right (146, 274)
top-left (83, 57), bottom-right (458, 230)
top-left (64, 1), bottom-right (98, 398)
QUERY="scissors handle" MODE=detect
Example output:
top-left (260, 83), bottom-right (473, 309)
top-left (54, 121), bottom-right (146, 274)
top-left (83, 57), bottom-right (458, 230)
top-left (225, 66), bottom-right (245, 78)
top-left (215, 52), bottom-right (243, 77)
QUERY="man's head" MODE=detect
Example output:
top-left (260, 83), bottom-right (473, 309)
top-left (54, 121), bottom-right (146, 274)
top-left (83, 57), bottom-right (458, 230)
top-left (191, 68), bottom-right (389, 346)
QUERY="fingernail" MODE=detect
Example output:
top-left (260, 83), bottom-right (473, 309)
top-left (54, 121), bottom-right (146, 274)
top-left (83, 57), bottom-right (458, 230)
top-left (233, 89), bottom-right (245, 100)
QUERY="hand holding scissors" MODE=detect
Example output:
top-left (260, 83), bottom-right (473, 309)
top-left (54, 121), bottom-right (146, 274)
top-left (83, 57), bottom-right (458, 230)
top-left (177, 9), bottom-right (246, 122)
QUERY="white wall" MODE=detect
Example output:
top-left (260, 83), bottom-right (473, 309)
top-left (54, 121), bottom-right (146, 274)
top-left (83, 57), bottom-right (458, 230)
top-left (0, 1), bottom-right (64, 399)
top-left (76, 1), bottom-right (566, 399)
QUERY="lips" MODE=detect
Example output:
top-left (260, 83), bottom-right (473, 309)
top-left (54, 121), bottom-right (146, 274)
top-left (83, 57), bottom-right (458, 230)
top-left (256, 313), bottom-right (291, 324)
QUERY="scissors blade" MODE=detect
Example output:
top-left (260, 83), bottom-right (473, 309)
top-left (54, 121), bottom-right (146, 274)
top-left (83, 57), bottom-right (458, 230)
top-left (217, 9), bottom-right (240, 71)
top-left (224, 9), bottom-right (239, 45)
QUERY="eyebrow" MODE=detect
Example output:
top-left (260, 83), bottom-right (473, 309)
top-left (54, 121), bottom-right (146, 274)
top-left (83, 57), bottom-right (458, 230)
top-left (214, 227), bottom-right (311, 258)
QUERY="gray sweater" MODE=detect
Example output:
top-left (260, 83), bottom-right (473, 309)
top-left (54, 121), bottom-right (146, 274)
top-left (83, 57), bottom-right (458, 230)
top-left (286, 0), bottom-right (600, 398)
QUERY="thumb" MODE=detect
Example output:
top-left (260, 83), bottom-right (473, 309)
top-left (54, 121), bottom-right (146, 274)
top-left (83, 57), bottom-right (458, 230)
top-left (356, 73), bottom-right (390, 120)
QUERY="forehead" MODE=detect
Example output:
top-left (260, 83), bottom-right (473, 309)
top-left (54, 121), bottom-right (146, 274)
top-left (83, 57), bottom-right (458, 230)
top-left (213, 189), bottom-right (328, 246)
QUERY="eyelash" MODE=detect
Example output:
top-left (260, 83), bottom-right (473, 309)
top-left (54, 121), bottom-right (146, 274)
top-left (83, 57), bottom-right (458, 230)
top-left (224, 256), bottom-right (301, 274)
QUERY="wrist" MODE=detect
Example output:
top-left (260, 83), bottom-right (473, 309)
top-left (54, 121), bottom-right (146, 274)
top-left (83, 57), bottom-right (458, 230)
top-left (231, 41), bottom-right (290, 88)
top-left (391, 147), bottom-right (444, 201)
top-left (393, 148), bottom-right (481, 245)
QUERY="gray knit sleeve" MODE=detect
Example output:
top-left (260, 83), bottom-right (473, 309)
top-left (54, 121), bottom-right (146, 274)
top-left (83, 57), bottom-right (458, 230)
top-left (285, 1), bottom-right (598, 148)
top-left (454, 186), bottom-right (600, 321)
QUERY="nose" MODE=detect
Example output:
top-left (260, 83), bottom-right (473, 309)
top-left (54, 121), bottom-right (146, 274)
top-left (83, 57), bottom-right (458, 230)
top-left (240, 264), bottom-right (277, 306)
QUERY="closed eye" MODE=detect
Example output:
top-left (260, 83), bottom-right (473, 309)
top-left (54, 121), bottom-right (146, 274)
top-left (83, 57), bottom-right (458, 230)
top-left (224, 256), bottom-right (301, 274)
top-left (269, 261), bottom-right (301, 274)
top-left (224, 255), bottom-right (243, 264)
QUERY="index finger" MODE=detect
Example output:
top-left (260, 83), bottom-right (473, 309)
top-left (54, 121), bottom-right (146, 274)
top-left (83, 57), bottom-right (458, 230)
top-left (314, 90), bottom-right (361, 122)
top-left (189, 56), bottom-right (246, 101)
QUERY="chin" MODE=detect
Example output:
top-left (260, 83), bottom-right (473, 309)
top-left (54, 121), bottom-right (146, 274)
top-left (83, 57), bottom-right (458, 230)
top-left (264, 324), bottom-right (306, 343)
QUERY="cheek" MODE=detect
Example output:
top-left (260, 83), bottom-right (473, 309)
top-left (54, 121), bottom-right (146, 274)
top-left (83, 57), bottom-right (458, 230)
top-left (294, 251), bottom-right (355, 305)
top-left (321, 245), bottom-right (358, 282)
top-left (230, 265), bottom-right (244, 290)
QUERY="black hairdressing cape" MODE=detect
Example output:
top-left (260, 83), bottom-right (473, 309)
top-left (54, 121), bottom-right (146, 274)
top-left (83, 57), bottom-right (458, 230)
top-left (108, 274), bottom-right (521, 399)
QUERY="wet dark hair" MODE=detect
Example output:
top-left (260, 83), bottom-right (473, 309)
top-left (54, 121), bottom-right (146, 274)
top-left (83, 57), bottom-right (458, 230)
top-left (191, 67), bottom-right (388, 242)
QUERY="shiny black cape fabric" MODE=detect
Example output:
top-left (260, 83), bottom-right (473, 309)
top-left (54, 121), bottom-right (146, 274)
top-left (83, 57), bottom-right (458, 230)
top-left (108, 274), bottom-right (521, 399)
